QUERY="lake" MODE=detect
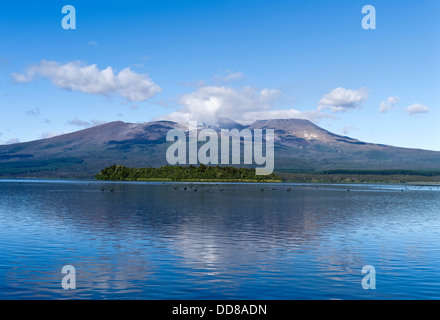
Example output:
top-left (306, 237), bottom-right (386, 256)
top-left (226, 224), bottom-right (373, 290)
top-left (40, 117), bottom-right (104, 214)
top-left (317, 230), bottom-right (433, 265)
top-left (0, 180), bottom-right (439, 299)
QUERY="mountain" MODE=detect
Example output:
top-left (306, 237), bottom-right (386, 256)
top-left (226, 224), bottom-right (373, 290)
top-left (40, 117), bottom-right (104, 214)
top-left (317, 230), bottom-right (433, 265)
top-left (1, 118), bottom-right (440, 178)
top-left (249, 118), bottom-right (440, 171)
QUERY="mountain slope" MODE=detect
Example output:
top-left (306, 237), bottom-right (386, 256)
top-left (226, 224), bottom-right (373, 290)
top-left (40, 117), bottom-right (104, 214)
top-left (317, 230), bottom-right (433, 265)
top-left (1, 118), bottom-right (440, 178)
top-left (249, 119), bottom-right (440, 171)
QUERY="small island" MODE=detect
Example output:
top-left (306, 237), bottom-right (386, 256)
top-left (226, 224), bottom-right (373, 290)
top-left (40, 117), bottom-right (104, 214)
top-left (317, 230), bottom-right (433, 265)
top-left (95, 164), bottom-right (282, 182)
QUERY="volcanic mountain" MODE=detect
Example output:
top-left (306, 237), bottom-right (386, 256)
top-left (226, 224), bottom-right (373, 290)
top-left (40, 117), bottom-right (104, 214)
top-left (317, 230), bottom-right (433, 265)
top-left (1, 118), bottom-right (440, 178)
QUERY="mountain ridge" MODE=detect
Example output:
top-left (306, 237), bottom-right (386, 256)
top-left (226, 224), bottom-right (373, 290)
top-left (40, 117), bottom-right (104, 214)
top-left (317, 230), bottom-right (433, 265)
top-left (1, 118), bottom-right (440, 178)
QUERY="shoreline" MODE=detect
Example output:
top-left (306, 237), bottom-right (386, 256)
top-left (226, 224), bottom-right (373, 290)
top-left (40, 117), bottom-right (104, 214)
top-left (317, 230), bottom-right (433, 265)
top-left (1, 178), bottom-right (440, 187)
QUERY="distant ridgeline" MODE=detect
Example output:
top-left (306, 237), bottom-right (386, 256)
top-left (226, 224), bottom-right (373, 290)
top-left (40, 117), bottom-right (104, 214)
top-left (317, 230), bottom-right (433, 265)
top-left (95, 164), bottom-right (282, 182)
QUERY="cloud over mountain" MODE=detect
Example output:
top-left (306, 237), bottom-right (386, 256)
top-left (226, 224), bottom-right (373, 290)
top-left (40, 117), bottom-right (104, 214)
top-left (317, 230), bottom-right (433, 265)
top-left (318, 87), bottom-right (369, 113)
top-left (159, 85), bottom-right (326, 124)
top-left (66, 118), bottom-right (107, 128)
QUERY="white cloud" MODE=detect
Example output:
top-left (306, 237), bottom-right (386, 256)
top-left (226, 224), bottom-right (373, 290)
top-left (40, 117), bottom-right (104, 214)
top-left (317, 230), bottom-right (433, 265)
top-left (158, 85), bottom-right (328, 124)
top-left (215, 71), bottom-right (244, 83)
top-left (318, 87), bottom-right (369, 112)
top-left (406, 103), bottom-right (430, 116)
top-left (41, 132), bottom-right (68, 139)
top-left (380, 96), bottom-right (399, 113)
top-left (240, 109), bottom-right (328, 123)
top-left (88, 41), bottom-right (98, 46)
top-left (0, 138), bottom-right (20, 145)
top-left (340, 125), bottom-right (357, 135)
top-left (12, 60), bottom-right (161, 102)
top-left (161, 85), bottom-right (279, 124)
top-left (12, 73), bottom-right (28, 82)
top-left (66, 118), bottom-right (107, 128)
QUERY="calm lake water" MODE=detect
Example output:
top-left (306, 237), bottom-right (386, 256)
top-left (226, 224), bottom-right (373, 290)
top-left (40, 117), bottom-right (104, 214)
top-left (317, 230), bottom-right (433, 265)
top-left (0, 180), bottom-right (439, 299)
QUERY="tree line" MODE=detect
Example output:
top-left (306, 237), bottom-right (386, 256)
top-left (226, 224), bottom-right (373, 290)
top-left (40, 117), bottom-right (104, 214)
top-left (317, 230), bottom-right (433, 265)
top-left (95, 164), bottom-right (282, 182)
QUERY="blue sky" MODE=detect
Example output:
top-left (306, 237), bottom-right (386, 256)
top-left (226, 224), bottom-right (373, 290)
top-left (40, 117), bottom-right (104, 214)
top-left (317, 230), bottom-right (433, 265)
top-left (0, 0), bottom-right (439, 150)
